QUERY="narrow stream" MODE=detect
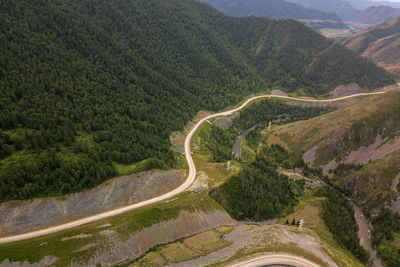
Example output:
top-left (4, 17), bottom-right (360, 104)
top-left (232, 125), bottom-right (257, 162)
top-left (351, 201), bottom-right (384, 267)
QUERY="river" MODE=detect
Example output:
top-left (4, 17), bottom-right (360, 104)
top-left (351, 201), bottom-right (384, 267)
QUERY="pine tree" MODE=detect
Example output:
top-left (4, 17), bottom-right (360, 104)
top-left (285, 219), bottom-right (289, 225)
top-left (291, 218), bottom-right (296, 225)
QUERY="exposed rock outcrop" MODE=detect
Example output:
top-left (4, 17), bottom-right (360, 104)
top-left (0, 170), bottom-right (185, 236)
top-left (320, 134), bottom-right (400, 176)
top-left (85, 209), bottom-right (237, 266)
top-left (1, 256), bottom-right (58, 267)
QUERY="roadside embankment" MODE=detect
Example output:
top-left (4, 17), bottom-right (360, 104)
top-left (0, 170), bottom-right (185, 237)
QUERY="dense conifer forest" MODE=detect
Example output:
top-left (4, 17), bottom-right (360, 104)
top-left (371, 208), bottom-right (400, 266)
top-left (0, 0), bottom-right (394, 201)
top-left (316, 186), bottom-right (370, 264)
top-left (211, 145), bottom-right (304, 220)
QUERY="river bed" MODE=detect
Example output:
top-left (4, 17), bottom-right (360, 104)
top-left (351, 201), bottom-right (384, 267)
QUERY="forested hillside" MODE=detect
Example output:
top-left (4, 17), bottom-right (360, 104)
top-left (287, 0), bottom-right (358, 17)
top-left (211, 145), bottom-right (305, 221)
top-left (0, 0), bottom-right (394, 201)
top-left (201, 0), bottom-right (347, 29)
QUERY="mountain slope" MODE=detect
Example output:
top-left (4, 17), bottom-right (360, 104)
top-left (201, 0), bottom-right (347, 29)
top-left (341, 15), bottom-right (400, 76)
top-left (267, 89), bottom-right (400, 265)
top-left (347, 0), bottom-right (400, 10)
top-left (0, 0), bottom-right (394, 201)
top-left (343, 5), bottom-right (400, 25)
top-left (287, 0), bottom-right (358, 18)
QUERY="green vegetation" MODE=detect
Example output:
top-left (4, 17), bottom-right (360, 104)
top-left (211, 145), bottom-right (304, 221)
top-left (0, 0), bottom-right (393, 201)
top-left (371, 208), bottom-right (400, 266)
top-left (316, 186), bottom-right (370, 264)
top-left (245, 130), bottom-right (262, 152)
top-left (206, 125), bottom-right (233, 162)
top-left (267, 90), bottom-right (400, 265)
top-left (230, 100), bottom-right (336, 134)
top-left (207, 100), bottom-right (335, 162)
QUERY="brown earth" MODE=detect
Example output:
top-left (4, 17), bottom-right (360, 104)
top-left (328, 83), bottom-right (362, 98)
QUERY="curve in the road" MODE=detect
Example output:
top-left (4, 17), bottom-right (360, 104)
top-left (0, 91), bottom-right (388, 244)
top-left (227, 253), bottom-right (321, 267)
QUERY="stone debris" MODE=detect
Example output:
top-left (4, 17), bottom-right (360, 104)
top-left (61, 233), bottom-right (92, 242)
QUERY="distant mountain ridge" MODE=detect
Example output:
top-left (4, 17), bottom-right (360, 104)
top-left (347, 0), bottom-right (400, 10)
top-left (289, 0), bottom-right (400, 19)
top-left (341, 15), bottom-right (400, 76)
top-left (287, 0), bottom-right (358, 17)
top-left (344, 5), bottom-right (400, 25)
top-left (201, 0), bottom-right (347, 29)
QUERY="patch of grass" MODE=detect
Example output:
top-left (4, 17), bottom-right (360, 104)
top-left (174, 153), bottom-right (188, 170)
top-left (113, 159), bottom-right (149, 176)
top-left (319, 28), bottom-right (353, 39)
top-left (131, 251), bottom-right (167, 267)
top-left (114, 154), bottom-right (188, 177)
top-left (184, 230), bottom-right (228, 253)
top-left (215, 226), bottom-right (234, 235)
top-left (241, 142), bottom-right (256, 162)
top-left (392, 233), bottom-right (400, 250)
top-left (161, 242), bottom-right (200, 263)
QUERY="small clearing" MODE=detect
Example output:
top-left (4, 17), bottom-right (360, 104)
top-left (271, 89), bottom-right (289, 97)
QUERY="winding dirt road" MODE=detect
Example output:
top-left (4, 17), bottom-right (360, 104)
top-left (0, 91), bottom-right (388, 244)
top-left (228, 253), bottom-right (320, 267)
